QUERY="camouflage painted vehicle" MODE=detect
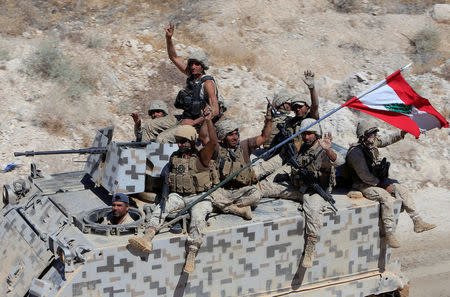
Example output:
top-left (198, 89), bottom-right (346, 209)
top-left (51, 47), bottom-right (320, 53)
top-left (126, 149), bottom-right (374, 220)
top-left (1, 127), bottom-right (409, 297)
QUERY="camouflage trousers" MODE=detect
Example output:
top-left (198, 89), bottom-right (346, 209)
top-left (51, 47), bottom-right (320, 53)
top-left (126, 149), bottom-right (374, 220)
top-left (252, 154), bottom-right (284, 180)
top-left (354, 181), bottom-right (419, 230)
top-left (255, 155), bottom-right (324, 237)
top-left (302, 193), bottom-right (328, 238)
top-left (210, 186), bottom-right (262, 211)
top-left (139, 115), bottom-right (178, 142)
top-left (258, 162), bottom-right (302, 201)
top-left (148, 192), bottom-right (213, 249)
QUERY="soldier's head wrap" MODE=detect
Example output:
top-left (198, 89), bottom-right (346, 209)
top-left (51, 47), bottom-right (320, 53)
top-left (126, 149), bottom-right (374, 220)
top-left (148, 100), bottom-right (168, 116)
top-left (215, 119), bottom-right (240, 140)
top-left (299, 118), bottom-right (322, 137)
top-left (187, 50), bottom-right (209, 70)
top-left (175, 125), bottom-right (198, 141)
top-left (113, 193), bottom-right (129, 204)
top-left (356, 121), bottom-right (379, 139)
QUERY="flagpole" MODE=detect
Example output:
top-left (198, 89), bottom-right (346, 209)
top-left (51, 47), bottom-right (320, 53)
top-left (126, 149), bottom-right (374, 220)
top-left (175, 64), bottom-right (412, 216)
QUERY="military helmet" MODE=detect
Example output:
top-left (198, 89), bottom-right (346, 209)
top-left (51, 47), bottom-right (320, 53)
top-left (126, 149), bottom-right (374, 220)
top-left (273, 89), bottom-right (293, 108)
top-left (215, 119), bottom-right (239, 139)
top-left (148, 100), bottom-right (168, 115)
top-left (356, 121), bottom-right (379, 138)
top-left (187, 50), bottom-right (209, 70)
top-left (175, 125), bottom-right (198, 141)
top-left (291, 94), bottom-right (311, 108)
top-left (299, 118), bottom-right (322, 136)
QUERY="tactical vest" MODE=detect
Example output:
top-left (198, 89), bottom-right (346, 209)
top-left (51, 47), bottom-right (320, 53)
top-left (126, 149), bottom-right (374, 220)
top-left (175, 75), bottom-right (225, 120)
top-left (169, 154), bottom-right (218, 195)
top-left (346, 143), bottom-right (389, 181)
top-left (217, 145), bottom-right (256, 188)
top-left (291, 144), bottom-right (332, 191)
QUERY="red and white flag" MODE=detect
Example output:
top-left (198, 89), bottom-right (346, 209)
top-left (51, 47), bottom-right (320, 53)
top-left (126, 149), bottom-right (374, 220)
top-left (342, 67), bottom-right (449, 138)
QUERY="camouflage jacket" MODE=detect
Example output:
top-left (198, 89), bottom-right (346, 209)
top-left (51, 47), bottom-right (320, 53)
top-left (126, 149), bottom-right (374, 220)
top-left (292, 141), bottom-right (344, 191)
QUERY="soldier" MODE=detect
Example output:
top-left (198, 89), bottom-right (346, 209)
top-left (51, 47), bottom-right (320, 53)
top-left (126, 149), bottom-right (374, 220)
top-left (101, 193), bottom-right (135, 225)
top-left (253, 71), bottom-right (319, 179)
top-left (210, 108), bottom-right (272, 220)
top-left (285, 70), bottom-right (319, 137)
top-left (262, 89), bottom-right (293, 150)
top-left (287, 118), bottom-right (344, 268)
top-left (165, 22), bottom-right (222, 126)
top-left (131, 99), bottom-right (178, 142)
top-left (128, 110), bottom-right (218, 274)
top-left (345, 121), bottom-right (436, 248)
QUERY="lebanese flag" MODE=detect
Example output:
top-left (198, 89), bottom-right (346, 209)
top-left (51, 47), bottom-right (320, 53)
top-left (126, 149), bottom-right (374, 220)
top-left (342, 69), bottom-right (449, 138)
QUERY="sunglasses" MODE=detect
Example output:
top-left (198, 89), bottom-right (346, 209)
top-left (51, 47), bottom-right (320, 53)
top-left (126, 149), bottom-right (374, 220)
top-left (176, 138), bottom-right (190, 144)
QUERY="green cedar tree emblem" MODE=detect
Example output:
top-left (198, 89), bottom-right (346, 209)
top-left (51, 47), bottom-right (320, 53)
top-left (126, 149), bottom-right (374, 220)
top-left (384, 103), bottom-right (412, 114)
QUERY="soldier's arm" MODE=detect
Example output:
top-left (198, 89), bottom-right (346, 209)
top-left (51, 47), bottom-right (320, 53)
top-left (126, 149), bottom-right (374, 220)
top-left (347, 148), bottom-right (379, 186)
top-left (377, 130), bottom-right (406, 148)
top-left (165, 23), bottom-right (189, 75)
top-left (199, 113), bottom-right (218, 167)
top-left (203, 80), bottom-right (219, 118)
top-left (319, 133), bottom-right (344, 166)
top-left (255, 105), bottom-right (273, 147)
top-left (303, 70), bottom-right (319, 120)
top-left (131, 112), bottom-right (142, 137)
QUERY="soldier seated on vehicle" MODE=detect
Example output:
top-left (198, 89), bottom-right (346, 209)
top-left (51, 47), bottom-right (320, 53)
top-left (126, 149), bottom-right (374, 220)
top-left (208, 108), bottom-right (272, 220)
top-left (262, 88), bottom-right (293, 151)
top-left (253, 71), bottom-right (319, 180)
top-left (128, 109), bottom-right (218, 274)
top-left (287, 118), bottom-right (344, 268)
top-left (131, 99), bottom-right (179, 143)
top-left (345, 121), bottom-right (436, 248)
top-left (99, 193), bottom-right (135, 225)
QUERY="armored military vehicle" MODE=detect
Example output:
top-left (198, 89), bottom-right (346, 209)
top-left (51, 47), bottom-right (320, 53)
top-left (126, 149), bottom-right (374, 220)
top-left (1, 127), bottom-right (409, 297)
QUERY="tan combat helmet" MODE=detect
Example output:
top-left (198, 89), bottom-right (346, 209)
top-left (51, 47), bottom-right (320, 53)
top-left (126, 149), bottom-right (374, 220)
top-left (215, 119), bottom-right (240, 139)
top-left (187, 50), bottom-right (209, 70)
top-left (291, 93), bottom-right (311, 108)
top-left (273, 89), bottom-right (293, 108)
top-left (299, 118), bottom-right (322, 137)
top-left (148, 100), bottom-right (169, 116)
top-left (356, 121), bottom-right (379, 138)
top-left (175, 125), bottom-right (198, 141)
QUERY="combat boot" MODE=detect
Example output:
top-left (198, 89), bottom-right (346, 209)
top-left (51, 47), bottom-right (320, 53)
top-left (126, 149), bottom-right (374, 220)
top-left (413, 217), bottom-right (436, 233)
top-left (226, 205), bottom-right (252, 220)
top-left (385, 231), bottom-right (400, 248)
top-left (128, 227), bottom-right (156, 253)
top-left (184, 246), bottom-right (198, 274)
top-left (302, 236), bottom-right (318, 268)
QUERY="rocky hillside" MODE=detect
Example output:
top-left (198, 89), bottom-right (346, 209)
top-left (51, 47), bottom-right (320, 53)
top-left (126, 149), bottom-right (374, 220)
top-left (1, 0), bottom-right (449, 190)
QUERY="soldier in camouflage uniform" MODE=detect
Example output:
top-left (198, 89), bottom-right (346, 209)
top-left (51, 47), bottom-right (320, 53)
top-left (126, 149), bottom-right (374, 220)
top-left (165, 23), bottom-right (222, 124)
top-left (131, 100), bottom-right (179, 143)
top-left (345, 121), bottom-right (436, 248)
top-left (286, 118), bottom-right (344, 268)
top-left (129, 111), bottom-right (218, 274)
top-left (209, 109), bottom-right (272, 220)
top-left (253, 71), bottom-right (319, 180)
top-left (262, 89), bottom-right (293, 150)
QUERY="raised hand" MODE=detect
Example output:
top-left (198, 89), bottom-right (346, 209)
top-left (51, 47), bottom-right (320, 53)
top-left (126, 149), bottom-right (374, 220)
top-left (318, 132), bottom-right (332, 150)
top-left (302, 70), bottom-right (315, 89)
top-left (131, 112), bottom-right (141, 126)
top-left (165, 22), bottom-right (174, 39)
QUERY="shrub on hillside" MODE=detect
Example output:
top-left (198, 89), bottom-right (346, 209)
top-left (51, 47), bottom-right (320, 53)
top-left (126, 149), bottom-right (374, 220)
top-left (411, 28), bottom-right (443, 73)
top-left (25, 39), bottom-right (97, 99)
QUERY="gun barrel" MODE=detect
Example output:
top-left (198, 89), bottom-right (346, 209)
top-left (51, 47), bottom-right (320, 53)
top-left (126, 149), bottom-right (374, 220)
top-left (14, 147), bottom-right (107, 157)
